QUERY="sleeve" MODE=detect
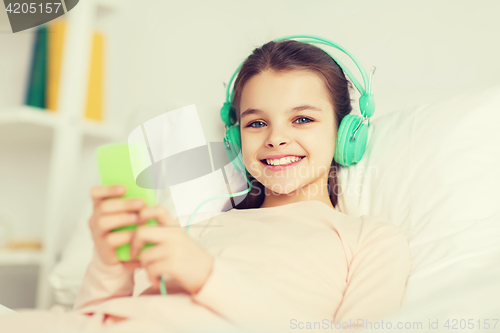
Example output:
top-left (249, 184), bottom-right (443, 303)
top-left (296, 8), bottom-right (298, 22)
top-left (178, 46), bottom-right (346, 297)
top-left (190, 256), bottom-right (324, 333)
top-left (72, 247), bottom-right (135, 312)
top-left (333, 217), bottom-right (412, 330)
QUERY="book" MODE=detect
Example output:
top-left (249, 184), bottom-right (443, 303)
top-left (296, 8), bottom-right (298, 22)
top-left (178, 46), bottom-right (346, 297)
top-left (25, 25), bottom-right (47, 109)
top-left (44, 19), bottom-right (104, 121)
top-left (46, 20), bottom-right (66, 112)
top-left (84, 31), bottom-right (104, 121)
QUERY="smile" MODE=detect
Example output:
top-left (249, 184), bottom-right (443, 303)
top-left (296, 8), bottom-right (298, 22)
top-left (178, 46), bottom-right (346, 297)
top-left (260, 156), bottom-right (305, 171)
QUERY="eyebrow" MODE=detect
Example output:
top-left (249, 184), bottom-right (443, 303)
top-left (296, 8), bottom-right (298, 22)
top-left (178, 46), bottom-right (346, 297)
top-left (240, 105), bottom-right (322, 119)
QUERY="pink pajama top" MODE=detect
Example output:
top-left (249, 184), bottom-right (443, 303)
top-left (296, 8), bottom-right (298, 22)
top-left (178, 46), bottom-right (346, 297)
top-left (72, 200), bottom-right (412, 332)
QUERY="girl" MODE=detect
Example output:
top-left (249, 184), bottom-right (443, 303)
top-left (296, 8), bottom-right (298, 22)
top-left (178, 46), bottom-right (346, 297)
top-left (0, 39), bottom-right (411, 333)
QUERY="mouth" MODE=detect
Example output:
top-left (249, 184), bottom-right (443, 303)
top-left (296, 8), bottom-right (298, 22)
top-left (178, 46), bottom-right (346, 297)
top-left (260, 156), bottom-right (305, 171)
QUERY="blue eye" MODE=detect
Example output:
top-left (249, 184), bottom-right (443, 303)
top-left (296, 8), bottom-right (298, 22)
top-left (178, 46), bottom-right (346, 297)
top-left (247, 120), bottom-right (266, 128)
top-left (294, 117), bottom-right (313, 124)
top-left (246, 117), bottom-right (313, 128)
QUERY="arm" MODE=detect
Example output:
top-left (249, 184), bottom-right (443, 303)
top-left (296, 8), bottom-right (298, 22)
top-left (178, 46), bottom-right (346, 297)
top-left (72, 247), bottom-right (135, 312)
top-left (190, 256), bottom-right (323, 333)
top-left (333, 217), bottom-right (412, 330)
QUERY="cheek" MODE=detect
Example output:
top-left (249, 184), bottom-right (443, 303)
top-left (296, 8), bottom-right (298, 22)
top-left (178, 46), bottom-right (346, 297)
top-left (332, 131), bottom-right (338, 157)
top-left (240, 134), bottom-right (256, 163)
top-left (309, 131), bottom-right (336, 165)
top-left (325, 124), bottom-right (337, 156)
top-left (331, 133), bottom-right (337, 155)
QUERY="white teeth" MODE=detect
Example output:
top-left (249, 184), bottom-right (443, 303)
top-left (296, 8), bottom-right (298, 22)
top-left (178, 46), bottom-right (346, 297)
top-left (265, 156), bottom-right (303, 166)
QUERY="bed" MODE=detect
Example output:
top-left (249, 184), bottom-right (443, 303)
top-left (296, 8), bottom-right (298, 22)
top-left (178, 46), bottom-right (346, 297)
top-left (45, 84), bottom-right (500, 332)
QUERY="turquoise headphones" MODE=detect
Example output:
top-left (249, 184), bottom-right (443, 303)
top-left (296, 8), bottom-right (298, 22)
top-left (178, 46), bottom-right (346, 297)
top-left (221, 34), bottom-right (376, 175)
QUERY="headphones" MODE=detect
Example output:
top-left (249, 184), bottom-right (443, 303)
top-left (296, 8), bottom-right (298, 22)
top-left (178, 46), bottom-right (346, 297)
top-left (221, 34), bottom-right (376, 176)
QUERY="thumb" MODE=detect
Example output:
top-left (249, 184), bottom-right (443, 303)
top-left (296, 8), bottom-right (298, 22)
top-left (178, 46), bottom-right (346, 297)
top-left (121, 261), bottom-right (142, 270)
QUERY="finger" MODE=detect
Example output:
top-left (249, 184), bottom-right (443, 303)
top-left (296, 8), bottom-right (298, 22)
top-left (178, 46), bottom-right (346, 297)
top-left (135, 225), bottom-right (177, 246)
top-left (144, 260), bottom-right (169, 289)
top-left (121, 261), bottom-right (142, 270)
top-left (138, 205), bottom-right (177, 227)
top-left (104, 229), bottom-right (135, 249)
top-left (139, 243), bottom-right (170, 267)
top-left (100, 197), bottom-right (145, 215)
top-left (90, 185), bottom-right (126, 207)
top-left (97, 213), bottom-right (138, 235)
top-left (130, 226), bottom-right (177, 260)
top-left (130, 226), bottom-right (161, 259)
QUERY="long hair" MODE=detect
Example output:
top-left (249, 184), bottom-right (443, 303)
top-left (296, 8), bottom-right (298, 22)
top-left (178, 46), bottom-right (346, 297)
top-left (230, 39), bottom-right (354, 209)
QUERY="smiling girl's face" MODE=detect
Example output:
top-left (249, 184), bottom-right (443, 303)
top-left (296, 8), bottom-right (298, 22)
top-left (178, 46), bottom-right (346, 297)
top-left (239, 69), bottom-right (337, 208)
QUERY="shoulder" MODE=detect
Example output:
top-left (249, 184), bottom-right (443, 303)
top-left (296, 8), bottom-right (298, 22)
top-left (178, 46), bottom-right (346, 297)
top-left (333, 213), bottom-right (409, 257)
top-left (358, 215), bottom-right (407, 238)
top-left (355, 216), bottom-right (411, 269)
top-left (335, 215), bottom-right (412, 279)
top-left (356, 215), bottom-right (409, 248)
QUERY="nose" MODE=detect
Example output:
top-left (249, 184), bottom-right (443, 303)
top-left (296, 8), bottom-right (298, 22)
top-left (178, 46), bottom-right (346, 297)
top-left (265, 126), bottom-right (290, 148)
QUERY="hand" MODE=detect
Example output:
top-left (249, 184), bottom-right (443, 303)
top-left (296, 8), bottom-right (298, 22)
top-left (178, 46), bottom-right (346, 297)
top-left (130, 205), bottom-right (214, 295)
top-left (88, 185), bottom-right (144, 270)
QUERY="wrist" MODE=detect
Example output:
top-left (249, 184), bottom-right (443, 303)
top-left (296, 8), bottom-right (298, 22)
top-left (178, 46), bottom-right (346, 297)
top-left (188, 253), bottom-right (214, 295)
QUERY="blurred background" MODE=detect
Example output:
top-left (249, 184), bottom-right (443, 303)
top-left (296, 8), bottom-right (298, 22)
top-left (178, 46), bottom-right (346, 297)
top-left (0, 0), bottom-right (498, 310)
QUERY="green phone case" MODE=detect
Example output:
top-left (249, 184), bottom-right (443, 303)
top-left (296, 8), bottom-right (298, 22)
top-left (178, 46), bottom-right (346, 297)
top-left (96, 142), bottom-right (157, 262)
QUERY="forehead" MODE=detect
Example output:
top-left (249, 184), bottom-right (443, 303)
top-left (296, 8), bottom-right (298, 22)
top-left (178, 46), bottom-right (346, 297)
top-left (240, 70), bottom-right (329, 111)
top-left (239, 70), bottom-right (331, 116)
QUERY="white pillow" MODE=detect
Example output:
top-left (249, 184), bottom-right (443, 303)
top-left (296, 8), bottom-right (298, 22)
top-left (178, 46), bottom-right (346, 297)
top-left (49, 200), bottom-right (94, 306)
top-left (337, 84), bottom-right (500, 321)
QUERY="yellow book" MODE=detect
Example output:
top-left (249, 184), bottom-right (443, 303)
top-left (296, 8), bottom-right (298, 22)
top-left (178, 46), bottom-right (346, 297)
top-left (46, 20), bottom-right (104, 120)
top-left (46, 19), bottom-right (66, 112)
top-left (85, 31), bottom-right (104, 121)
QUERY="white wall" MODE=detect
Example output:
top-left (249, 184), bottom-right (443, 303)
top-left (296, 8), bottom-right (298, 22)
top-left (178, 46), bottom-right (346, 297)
top-left (103, 0), bottom-right (500, 142)
top-left (0, 0), bottom-right (498, 309)
top-left (2, 0), bottom-right (499, 141)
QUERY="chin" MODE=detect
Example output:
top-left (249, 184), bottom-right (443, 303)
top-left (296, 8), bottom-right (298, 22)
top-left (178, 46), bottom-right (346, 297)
top-left (261, 179), bottom-right (303, 195)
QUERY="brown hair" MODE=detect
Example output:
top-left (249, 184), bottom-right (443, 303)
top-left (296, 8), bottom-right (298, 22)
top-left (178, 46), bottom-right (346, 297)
top-left (230, 39), bottom-right (354, 210)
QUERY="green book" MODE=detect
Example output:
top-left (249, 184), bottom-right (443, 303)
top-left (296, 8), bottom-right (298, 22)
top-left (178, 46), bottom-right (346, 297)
top-left (25, 25), bottom-right (47, 109)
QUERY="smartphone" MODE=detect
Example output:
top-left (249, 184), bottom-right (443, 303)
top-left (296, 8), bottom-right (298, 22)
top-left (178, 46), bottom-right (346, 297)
top-left (95, 142), bottom-right (157, 261)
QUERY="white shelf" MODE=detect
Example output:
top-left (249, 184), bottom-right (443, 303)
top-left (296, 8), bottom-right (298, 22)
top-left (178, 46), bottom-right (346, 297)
top-left (0, 105), bottom-right (118, 142)
top-left (0, 0), bottom-right (121, 310)
top-left (0, 106), bottom-right (59, 128)
top-left (0, 248), bottom-right (43, 266)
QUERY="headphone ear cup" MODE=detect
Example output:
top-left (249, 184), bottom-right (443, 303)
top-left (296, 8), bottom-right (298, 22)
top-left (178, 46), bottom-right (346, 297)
top-left (359, 93), bottom-right (375, 118)
top-left (224, 125), bottom-right (247, 174)
top-left (220, 102), bottom-right (238, 127)
top-left (334, 114), bottom-right (368, 166)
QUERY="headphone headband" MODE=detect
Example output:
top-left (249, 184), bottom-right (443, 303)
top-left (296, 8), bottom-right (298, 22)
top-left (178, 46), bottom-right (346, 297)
top-left (221, 34), bottom-right (376, 128)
